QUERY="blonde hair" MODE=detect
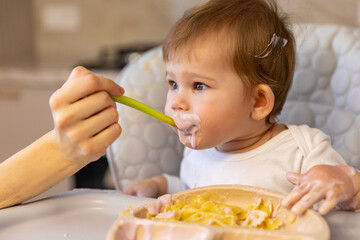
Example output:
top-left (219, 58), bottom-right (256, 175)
top-left (163, 0), bottom-right (295, 120)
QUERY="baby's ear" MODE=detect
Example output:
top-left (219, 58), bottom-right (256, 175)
top-left (250, 84), bottom-right (274, 121)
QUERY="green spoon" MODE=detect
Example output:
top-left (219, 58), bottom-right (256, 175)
top-left (112, 96), bottom-right (176, 126)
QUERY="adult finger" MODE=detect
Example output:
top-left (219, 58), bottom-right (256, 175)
top-left (59, 66), bottom-right (124, 104)
top-left (76, 122), bottom-right (121, 161)
top-left (70, 91), bottom-right (117, 123)
top-left (51, 91), bottom-right (117, 129)
top-left (71, 106), bottom-right (119, 139)
top-left (91, 123), bottom-right (121, 152)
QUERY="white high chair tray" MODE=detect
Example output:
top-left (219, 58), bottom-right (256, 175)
top-left (0, 189), bottom-right (151, 240)
top-left (0, 188), bottom-right (359, 240)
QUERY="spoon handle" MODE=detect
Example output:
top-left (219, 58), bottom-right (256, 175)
top-left (112, 96), bottom-right (176, 126)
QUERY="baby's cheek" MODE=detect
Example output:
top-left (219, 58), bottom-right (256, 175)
top-left (164, 101), bottom-right (171, 116)
top-left (198, 109), bottom-right (212, 121)
top-left (197, 120), bottom-right (217, 139)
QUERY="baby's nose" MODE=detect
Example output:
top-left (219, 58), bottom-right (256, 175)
top-left (171, 93), bottom-right (190, 111)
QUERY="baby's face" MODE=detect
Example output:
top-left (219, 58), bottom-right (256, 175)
top-left (164, 39), bottom-right (255, 150)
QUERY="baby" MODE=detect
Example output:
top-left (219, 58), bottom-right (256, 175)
top-left (124, 0), bottom-right (348, 214)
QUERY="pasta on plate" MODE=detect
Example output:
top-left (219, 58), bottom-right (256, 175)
top-left (147, 193), bottom-right (283, 230)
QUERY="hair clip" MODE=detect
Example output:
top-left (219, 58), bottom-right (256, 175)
top-left (252, 33), bottom-right (288, 59)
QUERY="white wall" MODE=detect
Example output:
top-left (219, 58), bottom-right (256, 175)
top-left (32, 0), bottom-right (360, 68)
top-left (278, 0), bottom-right (359, 25)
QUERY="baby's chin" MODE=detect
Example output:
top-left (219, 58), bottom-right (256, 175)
top-left (182, 141), bottom-right (199, 149)
top-left (177, 131), bottom-right (217, 150)
top-left (181, 140), bottom-right (214, 150)
top-left (178, 131), bottom-right (202, 149)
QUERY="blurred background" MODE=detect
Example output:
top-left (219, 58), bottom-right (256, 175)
top-left (0, 0), bottom-right (359, 199)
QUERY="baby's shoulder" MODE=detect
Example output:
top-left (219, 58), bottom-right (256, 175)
top-left (287, 124), bottom-right (331, 150)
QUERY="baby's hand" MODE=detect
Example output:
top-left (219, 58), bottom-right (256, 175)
top-left (50, 66), bottom-right (124, 164)
top-left (282, 165), bottom-right (359, 215)
top-left (123, 175), bottom-right (168, 198)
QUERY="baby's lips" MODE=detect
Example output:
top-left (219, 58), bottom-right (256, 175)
top-left (178, 128), bottom-right (190, 135)
top-left (170, 112), bottom-right (201, 130)
top-left (177, 125), bottom-right (196, 135)
top-left (173, 120), bottom-right (193, 131)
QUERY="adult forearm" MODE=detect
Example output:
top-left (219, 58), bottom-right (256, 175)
top-left (0, 130), bottom-right (86, 209)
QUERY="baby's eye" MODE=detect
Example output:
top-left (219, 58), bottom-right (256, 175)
top-left (194, 82), bottom-right (209, 91)
top-left (168, 80), bottom-right (178, 90)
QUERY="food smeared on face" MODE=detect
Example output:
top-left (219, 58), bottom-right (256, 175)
top-left (170, 112), bottom-right (202, 148)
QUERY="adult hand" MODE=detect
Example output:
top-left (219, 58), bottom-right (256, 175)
top-left (49, 66), bottom-right (124, 164)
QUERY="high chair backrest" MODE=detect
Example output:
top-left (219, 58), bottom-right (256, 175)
top-left (277, 24), bottom-right (360, 169)
top-left (107, 24), bottom-right (360, 190)
top-left (106, 46), bottom-right (184, 190)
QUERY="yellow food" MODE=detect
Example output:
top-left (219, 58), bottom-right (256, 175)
top-left (119, 207), bottom-right (131, 217)
top-left (147, 194), bottom-right (282, 230)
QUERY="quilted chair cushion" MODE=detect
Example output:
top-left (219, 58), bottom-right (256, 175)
top-left (106, 46), bottom-right (184, 190)
top-left (107, 24), bottom-right (360, 190)
top-left (278, 24), bottom-right (360, 169)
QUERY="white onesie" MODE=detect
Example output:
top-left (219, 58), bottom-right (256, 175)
top-left (165, 125), bottom-right (347, 195)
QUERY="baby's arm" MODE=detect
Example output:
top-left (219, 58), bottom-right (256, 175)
top-left (282, 165), bottom-right (360, 215)
top-left (0, 66), bottom-right (123, 209)
top-left (123, 173), bottom-right (188, 198)
top-left (123, 175), bottom-right (168, 198)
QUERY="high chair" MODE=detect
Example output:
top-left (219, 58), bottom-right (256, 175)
top-left (106, 23), bottom-right (360, 190)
